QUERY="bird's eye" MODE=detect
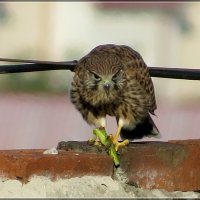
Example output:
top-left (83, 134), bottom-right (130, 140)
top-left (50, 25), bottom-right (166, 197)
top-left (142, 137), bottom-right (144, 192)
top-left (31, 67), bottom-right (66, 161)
top-left (92, 73), bottom-right (101, 81)
top-left (112, 70), bottom-right (121, 81)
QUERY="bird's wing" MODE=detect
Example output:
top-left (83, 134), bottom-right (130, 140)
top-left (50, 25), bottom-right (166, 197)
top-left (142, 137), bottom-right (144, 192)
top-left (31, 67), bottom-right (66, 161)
top-left (118, 45), bottom-right (157, 113)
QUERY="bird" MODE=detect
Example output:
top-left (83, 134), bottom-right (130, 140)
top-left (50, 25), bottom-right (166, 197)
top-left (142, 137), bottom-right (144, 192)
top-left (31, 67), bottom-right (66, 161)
top-left (70, 44), bottom-right (159, 151)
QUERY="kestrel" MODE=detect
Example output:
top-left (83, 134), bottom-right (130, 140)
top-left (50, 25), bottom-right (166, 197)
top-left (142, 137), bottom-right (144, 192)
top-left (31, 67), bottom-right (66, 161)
top-left (70, 44), bottom-right (159, 151)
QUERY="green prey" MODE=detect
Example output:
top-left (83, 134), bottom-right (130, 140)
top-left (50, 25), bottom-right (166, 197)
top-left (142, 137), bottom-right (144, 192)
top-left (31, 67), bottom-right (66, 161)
top-left (92, 128), bottom-right (120, 166)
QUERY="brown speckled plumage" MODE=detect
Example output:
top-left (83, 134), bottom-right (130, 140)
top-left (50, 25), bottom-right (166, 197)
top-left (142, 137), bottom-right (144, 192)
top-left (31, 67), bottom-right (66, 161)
top-left (70, 44), bottom-right (159, 141)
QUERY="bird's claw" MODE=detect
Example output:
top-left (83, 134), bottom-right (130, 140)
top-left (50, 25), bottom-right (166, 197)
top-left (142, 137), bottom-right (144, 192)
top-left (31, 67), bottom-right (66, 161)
top-left (88, 137), bottom-right (96, 144)
top-left (109, 134), bottom-right (129, 151)
top-left (114, 139), bottom-right (129, 151)
top-left (88, 137), bottom-right (102, 147)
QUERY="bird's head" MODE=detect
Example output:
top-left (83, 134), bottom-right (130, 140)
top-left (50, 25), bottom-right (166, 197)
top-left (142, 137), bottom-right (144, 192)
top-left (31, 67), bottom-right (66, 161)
top-left (79, 54), bottom-right (126, 105)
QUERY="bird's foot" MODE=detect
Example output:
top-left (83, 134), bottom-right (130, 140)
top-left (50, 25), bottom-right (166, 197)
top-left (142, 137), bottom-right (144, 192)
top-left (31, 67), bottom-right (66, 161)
top-left (88, 136), bottom-right (102, 147)
top-left (114, 139), bottom-right (129, 151)
top-left (109, 134), bottom-right (129, 151)
top-left (88, 136), bottom-right (96, 144)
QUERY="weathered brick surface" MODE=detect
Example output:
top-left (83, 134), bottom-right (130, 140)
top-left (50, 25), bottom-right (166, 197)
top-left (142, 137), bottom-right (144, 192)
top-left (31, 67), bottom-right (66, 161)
top-left (0, 140), bottom-right (199, 192)
top-left (120, 140), bottom-right (200, 192)
top-left (0, 149), bottom-right (113, 183)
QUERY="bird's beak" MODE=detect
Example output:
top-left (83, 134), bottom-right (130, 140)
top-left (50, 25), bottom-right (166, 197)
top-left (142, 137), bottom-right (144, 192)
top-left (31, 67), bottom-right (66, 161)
top-left (103, 82), bottom-right (111, 92)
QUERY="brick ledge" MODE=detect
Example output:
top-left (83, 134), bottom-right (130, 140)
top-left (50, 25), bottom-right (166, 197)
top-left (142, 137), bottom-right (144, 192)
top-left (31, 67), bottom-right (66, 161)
top-left (0, 139), bottom-right (199, 192)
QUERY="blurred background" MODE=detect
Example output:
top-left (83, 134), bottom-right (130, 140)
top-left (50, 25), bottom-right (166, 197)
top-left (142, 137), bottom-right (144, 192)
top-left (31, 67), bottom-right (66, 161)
top-left (0, 2), bottom-right (199, 149)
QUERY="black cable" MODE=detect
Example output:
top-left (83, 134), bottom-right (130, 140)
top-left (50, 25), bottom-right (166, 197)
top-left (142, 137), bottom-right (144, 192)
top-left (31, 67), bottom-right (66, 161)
top-left (0, 58), bottom-right (200, 80)
top-left (149, 67), bottom-right (200, 80)
top-left (0, 62), bottom-right (77, 74)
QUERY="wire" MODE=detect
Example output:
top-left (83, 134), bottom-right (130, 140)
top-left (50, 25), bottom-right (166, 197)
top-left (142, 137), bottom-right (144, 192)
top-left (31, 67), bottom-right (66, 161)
top-left (0, 58), bottom-right (200, 80)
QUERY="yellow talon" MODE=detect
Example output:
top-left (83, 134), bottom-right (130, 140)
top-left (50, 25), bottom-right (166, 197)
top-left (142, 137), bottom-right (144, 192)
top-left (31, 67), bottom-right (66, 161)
top-left (108, 122), bottom-right (130, 151)
top-left (114, 139), bottom-right (129, 151)
top-left (109, 134), bottom-right (129, 151)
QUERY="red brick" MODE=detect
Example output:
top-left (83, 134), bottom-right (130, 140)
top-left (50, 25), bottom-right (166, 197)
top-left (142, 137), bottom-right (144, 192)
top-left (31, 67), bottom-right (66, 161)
top-left (0, 140), bottom-right (199, 192)
top-left (120, 141), bottom-right (200, 192)
top-left (0, 149), bottom-right (113, 183)
top-left (169, 139), bottom-right (200, 145)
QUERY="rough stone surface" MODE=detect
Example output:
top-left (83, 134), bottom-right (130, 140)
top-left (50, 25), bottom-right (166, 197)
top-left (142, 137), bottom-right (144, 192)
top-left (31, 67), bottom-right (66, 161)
top-left (0, 176), bottom-right (199, 198)
top-left (120, 141), bottom-right (200, 191)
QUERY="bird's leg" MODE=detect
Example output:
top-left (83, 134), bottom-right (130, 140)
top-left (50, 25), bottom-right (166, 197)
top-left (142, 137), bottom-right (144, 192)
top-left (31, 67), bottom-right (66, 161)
top-left (89, 117), bottom-right (106, 147)
top-left (109, 123), bottom-right (129, 151)
top-left (110, 124), bottom-right (122, 144)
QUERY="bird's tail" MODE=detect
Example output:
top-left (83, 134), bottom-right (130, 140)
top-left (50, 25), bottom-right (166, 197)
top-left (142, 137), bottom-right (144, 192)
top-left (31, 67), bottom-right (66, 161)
top-left (120, 114), bottom-right (160, 141)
